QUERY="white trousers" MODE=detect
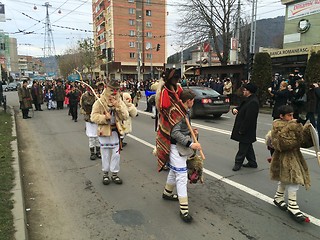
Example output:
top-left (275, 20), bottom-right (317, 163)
top-left (85, 122), bottom-right (98, 137)
top-left (99, 132), bottom-right (120, 173)
top-left (48, 100), bottom-right (56, 109)
top-left (86, 122), bottom-right (99, 148)
top-left (88, 137), bottom-right (99, 148)
top-left (166, 144), bottom-right (188, 198)
top-left (278, 181), bottom-right (299, 192)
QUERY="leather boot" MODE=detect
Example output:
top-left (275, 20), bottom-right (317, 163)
top-left (179, 197), bottom-right (192, 223)
top-left (90, 147), bottom-right (97, 160)
top-left (273, 183), bottom-right (287, 211)
top-left (95, 146), bottom-right (101, 158)
top-left (288, 191), bottom-right (309, 223)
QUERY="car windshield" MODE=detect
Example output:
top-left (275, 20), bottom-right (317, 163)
top-left (192, 88), bottom-right (220, 97)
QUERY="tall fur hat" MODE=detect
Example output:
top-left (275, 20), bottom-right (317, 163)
top-left (162, 68), bottom-right (180, 83)
top-left (107, 80), bottom-right (120, 90)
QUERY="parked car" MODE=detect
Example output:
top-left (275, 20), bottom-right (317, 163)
top-left (5, 82), bottom-right (18, 91)
top-left (2, 84), bottom-right (8, 91)
top-left (183, 86), bottom-right (230, 118)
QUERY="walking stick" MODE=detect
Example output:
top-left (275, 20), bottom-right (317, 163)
top-left (169, 86), bottom-right (206, 160)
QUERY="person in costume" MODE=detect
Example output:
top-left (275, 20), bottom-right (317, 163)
top-left (80, 84), bottom-right (101, 160)
top-left (91, 80), bottom-right (129, 185)
top-left (120, 92), bottom-right (138, 148)
top-left (18, 80), bottom-right (33, 119)
top-left (96, 81), bottom-right (105, 97)
top-left (270, 104), bottom-right (312, 223)
top-left (155, 68), bottom-right (187, 172)
top-left (161, 89), bottom-right (201, 223)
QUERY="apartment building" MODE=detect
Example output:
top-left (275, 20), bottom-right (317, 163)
top-left (92, 0), bottom-right (166, 80)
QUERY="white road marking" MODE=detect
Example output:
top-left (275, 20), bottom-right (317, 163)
top-left (131, 110), bottom-right (320, 226)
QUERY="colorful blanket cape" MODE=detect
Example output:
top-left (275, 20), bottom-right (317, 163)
top-left (156, 85), bottom-right (186, 171)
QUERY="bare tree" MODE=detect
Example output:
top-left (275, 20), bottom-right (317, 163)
top-left (176, 0), bottom-right (237, 66)
top-left (57, 38), bottom-right (98, 80)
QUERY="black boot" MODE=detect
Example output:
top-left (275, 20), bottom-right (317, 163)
top-left (90, 147), bottom-right (97, 160)
top-left (95, 146), bottom-right (101, 158)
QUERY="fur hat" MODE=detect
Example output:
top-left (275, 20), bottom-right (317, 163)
top-left (96, 81), bottom-right (105, 88)
top-left (162, 68), bottom-right (180, 83)
top-left (243, 83), bottom-right (257, 94)
top-left (107, 80), bottom-right (120, 89)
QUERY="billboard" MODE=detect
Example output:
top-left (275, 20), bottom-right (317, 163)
top-left (288, 0), bottom-right (320, 20)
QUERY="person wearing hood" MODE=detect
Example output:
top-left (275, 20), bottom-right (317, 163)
top-left (91, 80), bottom-right (129, 185)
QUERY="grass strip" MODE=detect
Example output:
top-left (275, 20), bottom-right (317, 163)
top-left (0, 110), bottom-right (15, 240)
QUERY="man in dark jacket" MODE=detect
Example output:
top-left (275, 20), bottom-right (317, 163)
top-left (66, 85), bottom-right (81, 122)
top-left (54, 79), bottom-right (65, 109)
top-left (231, 83), bottom-right (259, 171)
top-left (31, 81), bottom-right (44, 111)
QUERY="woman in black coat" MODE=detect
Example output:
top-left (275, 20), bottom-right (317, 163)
top-left (291, 80), bottom-right (306, 120)
top-left (305, 83), bottom-right (317, 127)
top-left (268, 81), bottom-right (291, 120)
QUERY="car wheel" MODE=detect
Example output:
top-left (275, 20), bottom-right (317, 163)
top-left (189, 107), bottom-right (196, 119)
top-left (213, 113), bottom-right (222, 118)
top-left (4, 88), bottom-right (8, 92)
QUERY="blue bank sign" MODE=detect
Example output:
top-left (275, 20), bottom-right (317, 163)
top-left (67, 74), bottom-right (80, 82)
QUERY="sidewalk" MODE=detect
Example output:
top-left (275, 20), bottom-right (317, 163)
top-left (10, 106), bottom-right (28, 240)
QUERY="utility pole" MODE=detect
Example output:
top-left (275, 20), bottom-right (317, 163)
top-left (150, 46), bottom-right (153, 79)
top-left (235, 0), bottom-right (241, 64)
top-left (43, 2), bottom-right (55, 58)
top-left (180, 47), bottom-right (184, 79)
top-left (249, 0), bottom-right (257, 79)
top-left (136, 0), bottom-right (143, 82)
top-left (209, 2), bottom-right (213, 66)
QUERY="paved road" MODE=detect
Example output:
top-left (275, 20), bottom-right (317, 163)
top-left (6, 91), bottom-right (320, 240)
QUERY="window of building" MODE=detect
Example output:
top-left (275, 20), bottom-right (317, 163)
top-left (129, 19), bottom-right (135, 26)
top-left (146, 42), bottom-right (152, 50)
top-left (0, 43), bottom-right (6, 50)
top-left (146, 32), bottom-right (152, 38)
top-left (146, 0), bottom-right (151, 4)
top-left (146, 21), bottom-right (152, 28)
top-left (129, 30), bottom-right (135, 36)
top-left (129, 8), bottom-right (135, 14)
top-left (146, 53), bottom-right (152, 59)
top-left (128, 0), bottom-right (134, 2)
top-left (129, 42), bottom-right (135, 48)
top-left (130, 52), bottom-right (135, 59)
top-left (146, 10), bottom-right (152, 16)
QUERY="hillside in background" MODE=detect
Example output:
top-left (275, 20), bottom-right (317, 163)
top-left (167, 16), bottom-right (285, 63)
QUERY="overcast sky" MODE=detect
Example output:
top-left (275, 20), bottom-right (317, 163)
top-left (1, 0), bottom-right (286, 58)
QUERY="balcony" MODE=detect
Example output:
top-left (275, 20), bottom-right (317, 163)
top-left (96, 5), bottom-right (105, 17)
top-left (95, 16), bottom-right (105, 27)
top-left (97, 27), bottom-right (105, 36)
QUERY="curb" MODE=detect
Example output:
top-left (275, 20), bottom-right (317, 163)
top-left (10, 106), bottom-right (28, 240)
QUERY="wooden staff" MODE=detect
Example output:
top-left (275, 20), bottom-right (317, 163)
top-left (73, 69), bottom-right (109, 113)
top-left (169, 86), bottom-right (205, 160)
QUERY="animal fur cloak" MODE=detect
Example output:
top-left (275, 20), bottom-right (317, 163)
top-left (270, 119), bottom-right (312, 189)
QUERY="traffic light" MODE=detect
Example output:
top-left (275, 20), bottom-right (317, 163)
top-left (156, 43), bottom-right (160, 51)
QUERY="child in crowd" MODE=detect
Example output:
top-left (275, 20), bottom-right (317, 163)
top-left (45, 87), bottom-right (56, 110)
top-left (270, 105), bottom-right (311, 223)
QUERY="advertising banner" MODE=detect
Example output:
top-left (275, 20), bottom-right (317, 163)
top-left (288, 0), bottom-right (320, 20)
